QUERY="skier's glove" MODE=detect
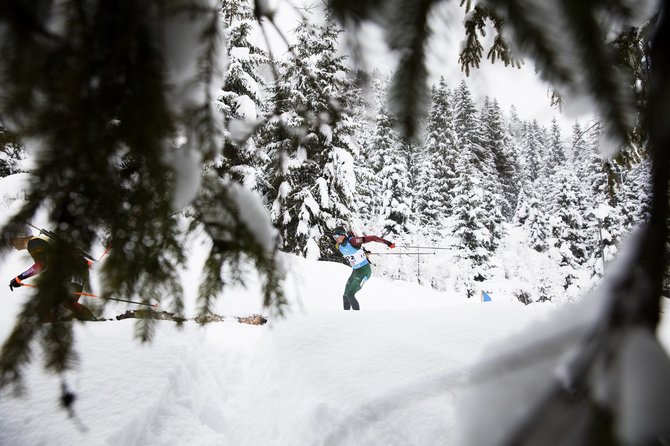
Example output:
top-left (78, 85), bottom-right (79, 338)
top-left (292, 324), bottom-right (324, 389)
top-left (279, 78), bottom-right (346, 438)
top-left (9, 277), bottom-right (22, 291)
top-left (387, 242), bottom-right (396, 249)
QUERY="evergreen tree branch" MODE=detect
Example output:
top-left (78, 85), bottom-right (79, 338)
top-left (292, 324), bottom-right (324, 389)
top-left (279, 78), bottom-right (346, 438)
top-left (193, 172), bottom-right (287, 318)
top-left (457, 3), bottom-right (524, 73)
top-left (458, 4), bottom-right (486, 76)
top-left (386, 0), bottom-right (434, 139)
top-left (0, 0), bottom-right (253, 397)
top-left (487, 16), bottom-right (522, 69)
top-left (558, 0), bottom-right (634, 149)
top-left (483, 0), bottom-right (575, 87)
top-left (567, 121), bottom-right (602, 154)
top-left (327, 0), bottom-right (388, 24)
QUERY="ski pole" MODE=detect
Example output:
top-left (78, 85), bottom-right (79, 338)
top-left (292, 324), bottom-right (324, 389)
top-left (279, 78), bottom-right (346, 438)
top-left (91, 294), bottom-right (158, 307)
top-left (21, 283), bottom-right (158, 307)
top-left (97, 244), bottom-right (112, 262)
top-left (394, 245), bottom-right (452, 250)
top-left (368, 252), bottom-right (436, 256)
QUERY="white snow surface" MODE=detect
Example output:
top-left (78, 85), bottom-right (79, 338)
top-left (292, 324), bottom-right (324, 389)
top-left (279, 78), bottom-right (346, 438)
top-left (3, 246), bottom-right (670, 446)
top-left (0, 248), bottom-right (535, 446)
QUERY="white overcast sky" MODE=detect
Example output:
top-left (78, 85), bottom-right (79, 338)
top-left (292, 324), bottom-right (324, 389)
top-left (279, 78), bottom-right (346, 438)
top-left (255, 0), bottom-right (594, 133)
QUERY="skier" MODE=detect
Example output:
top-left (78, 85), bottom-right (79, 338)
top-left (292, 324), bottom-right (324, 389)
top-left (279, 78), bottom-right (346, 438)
top-left (7, 225), bottom-right (96, 322)
top-left (331, 226), bottom-right (395, 311)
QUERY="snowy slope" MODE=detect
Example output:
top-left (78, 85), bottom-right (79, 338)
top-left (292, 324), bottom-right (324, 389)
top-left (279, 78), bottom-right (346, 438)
top-left (0, 240), bottom-right (560, 446)
top-left (3, 243), bottom-right (670, 445)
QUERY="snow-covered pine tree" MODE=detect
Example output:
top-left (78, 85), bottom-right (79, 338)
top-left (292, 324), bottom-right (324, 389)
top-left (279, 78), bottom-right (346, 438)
top-left (508, 105), bottom-right (525, 141)
top-left (519, 118), bottom-right (563, 254)
top-left (0, 121), bottom-right (25, 177)
top-left (453, 81), bottom-right (505, 253)
top-left (350, 71), bottom-right (383, 228)
top-left (518, 119), bottom-right (547, 184)
top-left (548, 167), bottom-right (589, 289)
top-left (582, 122), bottom-right (614, 205)
top-left (568, 121), bottom-right (590, 178)
top-left (259, 14), bottom-right (360, 260)
top-left (581, 122), bottom-right (624, 275)
top-left (415, 77), bottom-right (458, 232)
top-left (450, 148), bottom-right (493, 282)
top-left (453, 82), bottom-right (491, 176)
top-left (218, 0), bottom-right (269, 189)
top-left (513, 185), bottom-right (530, 225)
top-left (480, 97), bottom-right (518, 220)
top-left (447, 81), bottom-right (503, 280)
top-left (480, 181), bottom-right (505, 252)
top-left (376, 130), bottom-right (414, 237)
top-left (521, 184), bottom-right (552, 252)
top-left (354, 73), bottom-right (411, 237)
top-left (617, 158), bottom-right (652, 232)
top-left (361, 72), bottom-right (393, 176)
top-left (546, 118), bottom-right (567, 176)
top-left (614, 157), bottom-right (655, 280)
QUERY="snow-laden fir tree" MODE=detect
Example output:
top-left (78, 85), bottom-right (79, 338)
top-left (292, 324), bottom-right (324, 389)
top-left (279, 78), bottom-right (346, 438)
top-left (582, 121), bottom-right (614, 205)
top-left (360, 72), bottom-right (393, 175)
top-left (513, 185), bottom-right (530, 225)
top-left (259, 14), bottom-right (360, 260)
top-left (568, 121), bottom-right (589, 177)
top-left (533, 117), bottom-right (566, 199)
top-left (562, 122), bottom-right (606, 272)
top-left (453, 81), bottom-right (505, 252)
top-left (402, 136), bottom-right (422, 223)
top-left (217, 0), bottom-right (269, 189)
top-left (507, 105), bottom-right (525, 141)
top-left (450, 148), bottom-right (493, 282)
top-left (546, 118), bottom-right (567, 176)
top-left (479, 97), bottom-right (518, 220)
top-left (449, 81), bottom-right (499, 280)
top-left (548, 169), bottom-right (587, 294)
top-left (518, 119), bottom-right (547, 184)
top-left (519, 117), bottom-right (563, 253)
top-left (453, 81), bottom-right (491, 176)
top-left (617, 158), bottom-right (652, 232)
top-left (548, 167), bottom-right (589, 289)
top-left (516, 183), bottom-right (552, 252)
top-left (376, 128), bottom-right (414, 237)
top-left (355, 73), bottom-right (411, 236)
top-left (0, 121), bottom-right (25, 177)
top-left (580, 122), bottom-right (624, 275)
top-left (415, 77), bottom-right (458, 232)
top-left (350, 71), bottom-right (384, 228)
